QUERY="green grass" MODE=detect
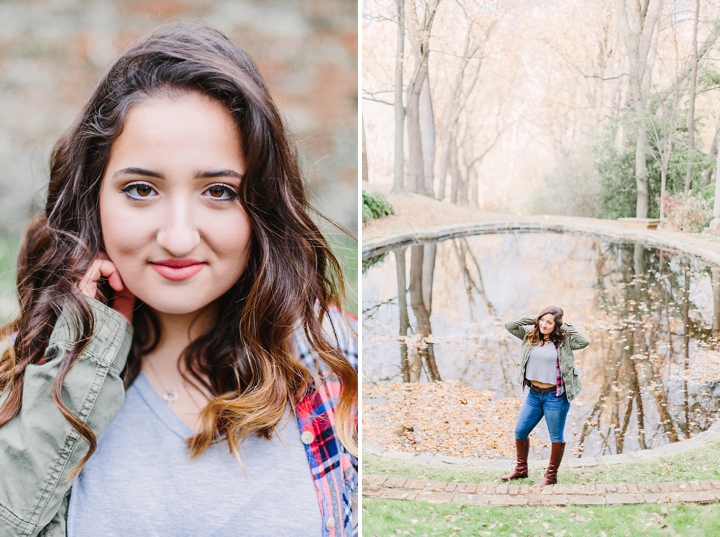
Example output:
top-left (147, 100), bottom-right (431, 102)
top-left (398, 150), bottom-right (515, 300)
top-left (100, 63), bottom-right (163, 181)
top-left (0, 235), bottom-right (20, 325)
top-left (364, 442), bottom-right (720, 535)
top-left (364, 439), bottom-right (720, 485)
top-left (328, 231), bottom-right (358, 316)
top-left (362, 500), bottom-right (720, 536)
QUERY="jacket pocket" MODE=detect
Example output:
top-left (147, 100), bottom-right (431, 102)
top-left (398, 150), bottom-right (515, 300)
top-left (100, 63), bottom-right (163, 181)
top-left (570, 368), bottom-right (582, 397)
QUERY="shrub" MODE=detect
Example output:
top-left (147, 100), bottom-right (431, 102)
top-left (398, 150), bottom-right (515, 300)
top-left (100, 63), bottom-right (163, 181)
top-left (362, 252), bottom-right (388, 274)
top-left (594, 116), bottom-right (712, 220)
top-left (362, 190), bottom-right (395, 223)
top-left (661, 191), bottom-right (713, 233)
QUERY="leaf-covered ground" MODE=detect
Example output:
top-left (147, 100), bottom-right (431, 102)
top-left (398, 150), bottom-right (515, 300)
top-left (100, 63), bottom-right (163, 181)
top-left (363, 380), bottom-right (550, 459)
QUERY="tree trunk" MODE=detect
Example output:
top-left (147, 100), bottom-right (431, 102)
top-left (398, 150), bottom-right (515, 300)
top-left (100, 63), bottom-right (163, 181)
top-left (707, 140), bottom-right (720, 233)
top-left (651, 86), bottom-right (679, 225)
top-left (391, 0), bottom-right (406, 194)
top-left (404, 0), bottom-right (439, 196)
top-left (635, 106), bottom-right (649, 218)
top-left (419, 77), bottom-right (436, 197)
top-left (409, 245), bottom-right (441, 381)
top-left (615, 0), bottom-right (663, 218)
top-left (457, 167), bottom-right (469, 207)
top-left (702, 118), bottom-right (720, 186)
top-left (658, 103), bottom-right (676, 225)
top-left (469, 166), bottom-right (479, 208)
top-left (449, 138), bottom-right (460, 204)
top-left (421, 243), bottom-right (436, 316)
top-left (437, 18), bottom-right (488, 201)
top-left (682, 262), bottom-right (690, 438)
top-left (684, 0), bottom-right (700, 196)
top-left (713, 268), bottom-right (720, 336)
top-left (394, 248), bottom-right (410, 382)
top-left (406, 66), bottom-right (427, 195)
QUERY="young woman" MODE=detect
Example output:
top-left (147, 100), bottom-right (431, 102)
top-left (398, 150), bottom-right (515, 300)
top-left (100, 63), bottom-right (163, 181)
top-left (0, 21), bottom-right (357, 537)
top-left (501, 306), bottom-right (589, 487)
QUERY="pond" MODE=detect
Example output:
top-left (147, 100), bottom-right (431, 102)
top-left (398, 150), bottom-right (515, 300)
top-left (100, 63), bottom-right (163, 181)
top-left (362, 231), bottom-right (720, 460)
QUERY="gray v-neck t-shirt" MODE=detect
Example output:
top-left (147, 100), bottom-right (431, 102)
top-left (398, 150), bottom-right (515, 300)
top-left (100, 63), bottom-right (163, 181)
top-left (67, 373), bottom-right (321, 536)
top-left (525, 342), bottom-right (558, 385)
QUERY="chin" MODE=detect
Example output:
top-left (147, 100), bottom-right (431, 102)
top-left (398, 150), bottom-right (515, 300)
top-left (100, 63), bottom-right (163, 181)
top-left (136, 292), bottom-right (220, 316)
top-left (149, 303), bottom-right (208, 315)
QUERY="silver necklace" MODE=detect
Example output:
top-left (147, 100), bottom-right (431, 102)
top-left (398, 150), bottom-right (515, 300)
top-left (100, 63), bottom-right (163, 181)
top-left (147, 359), bottom-right (186, 407)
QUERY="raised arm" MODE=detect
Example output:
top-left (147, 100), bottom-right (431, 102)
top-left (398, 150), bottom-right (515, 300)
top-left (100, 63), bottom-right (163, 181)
top-left (0, 298), bottom-right (133, 537)
top-left (560, 322), bottom-right (590, 350)
top-left (504, 316), bottom-right (536, 341)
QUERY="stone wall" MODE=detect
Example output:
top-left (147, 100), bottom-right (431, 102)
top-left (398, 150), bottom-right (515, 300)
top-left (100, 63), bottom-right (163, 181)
top-left (0, 0), bottom-right (358, 233)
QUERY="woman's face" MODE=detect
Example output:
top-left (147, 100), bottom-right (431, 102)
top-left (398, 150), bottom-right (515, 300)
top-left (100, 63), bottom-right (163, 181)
top-left (538, 313), bottom-right (556, 335)
top-left (99, 92), bottom-right (251, 316)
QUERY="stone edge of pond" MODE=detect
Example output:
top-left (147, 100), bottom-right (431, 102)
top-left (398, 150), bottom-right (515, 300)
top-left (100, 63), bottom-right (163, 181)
top-left (363, 419), bottom-right (720, 469)
top-left (361, 219), bottom-right (720, 265)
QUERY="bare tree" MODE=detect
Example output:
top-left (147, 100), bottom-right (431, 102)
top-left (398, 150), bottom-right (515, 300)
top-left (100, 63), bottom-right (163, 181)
top-left (436, 1), bottom-right (501, 201)
top-left (392, 0), bottom-right (407, 194)
top-left (408, 245), bottom-right (441, 381)
top-left (419, 77), bottom-right (436, 196)
top-left (647, 93), bottom-right (679, 225)
top-left (713, 268), bottom-right (720, 335)
top-left (708, 136), bottom-right (720, 233)
top-left (405, 0), bottom-right (441, 195)
top-left (614, 0), bottom-right (663, 218)
top-left (684, 0), bottom-right (701, 196)
top-left (394, 248), bottom-right (411, 382)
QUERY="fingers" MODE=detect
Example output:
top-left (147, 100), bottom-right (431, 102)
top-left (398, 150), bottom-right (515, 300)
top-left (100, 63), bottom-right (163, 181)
top-left (78, 259), bottom-right (104, 298)
top-left (78, 257), bottom-right (125, 296)
top-left (78, 256), bottom-right (136, 324)
top-left (102, 263), bottom-right (125, 293)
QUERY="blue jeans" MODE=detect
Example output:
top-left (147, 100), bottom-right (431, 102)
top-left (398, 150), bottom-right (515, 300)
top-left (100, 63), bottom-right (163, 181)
top-left (514, 388), bottom-right (570, 443)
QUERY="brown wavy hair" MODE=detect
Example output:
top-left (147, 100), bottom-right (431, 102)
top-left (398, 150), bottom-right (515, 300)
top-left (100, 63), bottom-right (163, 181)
top-left (526, 306), bottom-right (566, 347)
top-left (0, 21), bottom-right (357, 477)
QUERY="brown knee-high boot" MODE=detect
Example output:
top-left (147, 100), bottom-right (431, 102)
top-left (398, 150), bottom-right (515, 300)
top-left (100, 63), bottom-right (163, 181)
top-left (500, 438), bottom-right (530, 481)
top-left (535, 441), bottom-right (565, 487)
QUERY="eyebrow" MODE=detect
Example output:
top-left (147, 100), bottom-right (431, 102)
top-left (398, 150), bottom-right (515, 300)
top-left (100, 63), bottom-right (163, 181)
top-left (113, 167), bottom-right (243, 180)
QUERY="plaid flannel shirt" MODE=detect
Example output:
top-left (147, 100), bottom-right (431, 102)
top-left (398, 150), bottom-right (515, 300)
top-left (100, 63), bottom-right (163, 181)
top-left (295, 310), bottom-right (358, 537)
top-left (554, 345), bottom-right (564, 396)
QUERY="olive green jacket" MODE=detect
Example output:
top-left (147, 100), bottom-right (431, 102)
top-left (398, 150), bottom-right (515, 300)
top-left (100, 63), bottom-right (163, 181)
top-left (504, 316), bottom-right (590, 402)
top-left (0, 298), bottom-right (134, 537)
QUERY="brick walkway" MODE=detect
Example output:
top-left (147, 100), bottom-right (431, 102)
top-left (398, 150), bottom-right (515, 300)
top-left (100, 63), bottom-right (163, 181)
top-left (363, 475), bottom-right (720, 506)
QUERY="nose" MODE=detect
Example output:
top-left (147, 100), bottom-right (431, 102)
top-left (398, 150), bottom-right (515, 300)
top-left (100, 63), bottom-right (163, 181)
top-left (156, 195), bottom-right (201, 256)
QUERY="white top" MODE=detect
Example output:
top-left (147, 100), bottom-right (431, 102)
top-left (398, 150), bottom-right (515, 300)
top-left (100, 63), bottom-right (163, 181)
top-left (525, 341), bottom-right (558, 386)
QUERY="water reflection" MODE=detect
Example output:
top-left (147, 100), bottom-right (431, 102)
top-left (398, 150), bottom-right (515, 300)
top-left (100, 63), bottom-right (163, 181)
top-left (362, 232), bottom-right (720, 458)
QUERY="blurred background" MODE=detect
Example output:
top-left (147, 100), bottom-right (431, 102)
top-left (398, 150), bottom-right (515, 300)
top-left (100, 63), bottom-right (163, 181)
top-left (0, 0), bottom-right (358, 320)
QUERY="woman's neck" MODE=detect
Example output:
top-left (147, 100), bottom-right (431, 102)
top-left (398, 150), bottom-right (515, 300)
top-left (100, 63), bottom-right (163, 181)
top-left (145, 303), bottom-right (218, 369)
top-left (140, 303), bottom-right (219, 427)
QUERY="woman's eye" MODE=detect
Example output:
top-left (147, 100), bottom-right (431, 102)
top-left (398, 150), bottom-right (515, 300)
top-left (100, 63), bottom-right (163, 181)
top-left (121, 183), bottom-right (157, 199)
top-left (204, 185), bottom-right (238, 200)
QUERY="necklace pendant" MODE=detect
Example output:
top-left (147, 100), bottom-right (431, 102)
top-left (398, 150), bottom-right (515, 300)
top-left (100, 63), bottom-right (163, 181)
top-left (163, 389), bottom-right (179, 406)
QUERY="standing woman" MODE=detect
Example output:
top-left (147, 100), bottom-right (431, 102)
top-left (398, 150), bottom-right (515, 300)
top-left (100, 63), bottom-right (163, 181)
top-left (501, 306), bottom-right (589, 487)
top-left (0, 22), bottom-right (357, 537)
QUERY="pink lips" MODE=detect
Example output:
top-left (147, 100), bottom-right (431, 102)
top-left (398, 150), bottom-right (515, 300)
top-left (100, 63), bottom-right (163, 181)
top-left (150, 259), bottom-right (205, 281)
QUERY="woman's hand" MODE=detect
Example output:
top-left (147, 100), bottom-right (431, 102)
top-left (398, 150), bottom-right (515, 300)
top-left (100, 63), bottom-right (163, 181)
top-left (78, 253), bottom-right (135, 324)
